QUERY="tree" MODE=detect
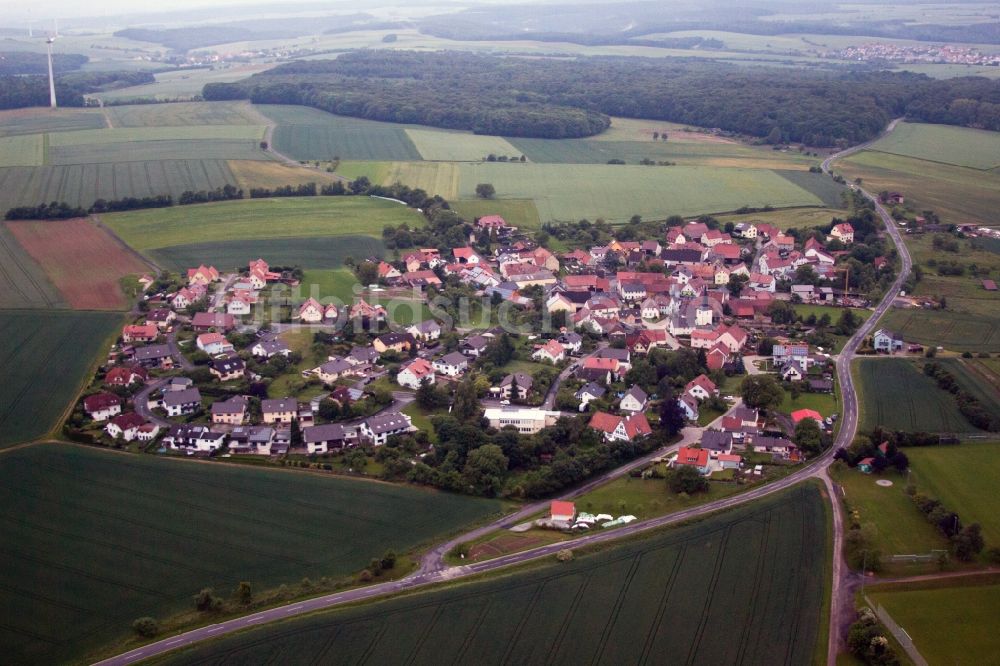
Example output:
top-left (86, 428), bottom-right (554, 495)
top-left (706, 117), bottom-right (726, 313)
top-left (462, 444), bottom-right (509, 496)
top-left (355, 261), bottom-right (378, 286)
top-left (739, 375), bottom-right (784, 411)
top-left (670, 465), bottom-right (709, 494)
top-left (259, 141), bottom-right (269, 150)
top-left (235, 581), bottom-right (252, 605)
top-left (793, 418), bottom-right (824, 456)
top-left (475, 183), bottom-right (495, 199)
top-left (380, 549), bottom-right (397, 570)
top-left (953, 523), bottom-right (984, 561)
top-left (766, 126), bottom-right (783, 144)
top-left (194, 588), bottom-right (222, 612)
top-left (132, 616), bottom-right (159, 638)
top-left (451, 376), bottom-right (481, 421)
top-left (658, 390), bottom-right (687, 437)
top-left (416, 379), bottom-right (446, 410)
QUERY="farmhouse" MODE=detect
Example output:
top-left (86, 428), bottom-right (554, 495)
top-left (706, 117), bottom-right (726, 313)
top-left (163, 388), bottom-right (202, 417)
top-left (360, 412), bottom-right (414, 445)
top-left (262, 398), bottom-right (297, 424)
top-left (484, 407), bottom-right (561, 434)
top-left (83, 392), bottom-right (122, 421)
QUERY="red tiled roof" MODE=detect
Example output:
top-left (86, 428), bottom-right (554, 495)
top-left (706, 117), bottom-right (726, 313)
top-left (588, 411), bottom-right (621, 433)
top-left (675, 447), bottom-right (709, 467)
top-left (551, 500), bottom-right (575, 518)
top-left (791, 409), bottom-right (823, 424)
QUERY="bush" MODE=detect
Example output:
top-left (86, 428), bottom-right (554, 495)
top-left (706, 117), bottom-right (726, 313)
top-left (555, 549), bottom-right (574, 562)
top-left (193, 587), bottom-right (222, 612)
top-left (132, 616), bottom-right (159, 638)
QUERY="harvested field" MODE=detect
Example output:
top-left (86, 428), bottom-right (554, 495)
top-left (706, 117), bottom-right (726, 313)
top-left (0, 310), bottom-right (120, 448)
top-left (0, 225), bottom-right (65, 309)
top-left (159, 485), bottom-right (828, 666)
top-left (6, 218), bottom-right (149, 310)
top-left (0, 160), bottom-right (239, 214)
top-left (0, 107), bottom-right (106, 137)
top-left (0, 443), bottom-right (502, 664)
top-left (855, 358), bottom-right (977, 433)
top-left (103, 101), bottom-right (261, 127)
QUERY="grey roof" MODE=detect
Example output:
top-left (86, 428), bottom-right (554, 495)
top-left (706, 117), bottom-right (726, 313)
top-left (559, 331), bottom-right (583, 344)
top-left (463, 335), bottom-right (489, 350)
top-left (437, 352), bottom-right (469, 366)
top-left (410, 319), bottom-right (441, 333)
top-left (320, 358), bottom-right (353, 374)
top-left (211, 395), bottom-right (248, 415)
top-left (303, 423), bottom-right (350, 444)
top-left (254, 339), bottom-right (290, 355)
top-left (364, 411), bottom-right (412, 435)
top-left (622, 386), bottom-right (648, 403)
top-left (348, 346), bottom-right (380, 363)
top-left (753, 435), bottom-right (795, 450)
top-left (163, 388), bottom-right (201, 407)
top-left (134, 344), bottom-right (172, 360)
top-left (261, 398), bottom-right (297, 413)
top-left (701, 430), bottom-right (733, 452)
top-left (499, 373), bottom-right (533, 390)
top-left (211, 357), bottom-right (245, 374)
top-left (376, 331), bottom-right (414, 346)
top-left (730, 406), bottom-right (758, 422)
top-left (575, 382), bottom-right (606, 399)
top-left (597, 348), bottom-right (630, 362)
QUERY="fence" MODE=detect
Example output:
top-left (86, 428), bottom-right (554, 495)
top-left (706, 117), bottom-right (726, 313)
top-left (863, 594), bottom-right (929, 666)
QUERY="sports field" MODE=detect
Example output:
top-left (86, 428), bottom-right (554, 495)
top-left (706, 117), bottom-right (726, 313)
top-left (456, 163), bottom-right (827, 222)
top-left (840, 150), bottom-right (1000, 228)
top-left (0, 311), bottom-right (121, 448)
top-left (0, 443), bottom-right (502, 664)
top-left (0, 159), bottom-right (240, 213)
top-left (6, 218), bottom-right (150, 310)
top-left (158, 485), bottom-right (827, 666)
top-left (260, 105), bottom-right (422, 161)
top-left (406, 129), bottom-right (522, 161)
top-left (855, 358), bottom-right (977, 433)
top-left (868, 580), bottom-right (1000, 666)
top-left (879, 308), bottom-right (1000, 353)
top-left (101, 196), bottom-right (422, 253)
top-left (151, 236), bottom-right (386, 273)
top-left (103, 101), bottom-right (262, 127)
top-left (908, 441), bottom-right (1000, 545)
top-left (0, 226), bottom-right (65, 309)
top-left (866, 121), bottom-right (1000, 170)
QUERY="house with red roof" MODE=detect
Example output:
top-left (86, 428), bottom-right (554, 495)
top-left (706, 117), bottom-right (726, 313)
top-left (105, 364), bottom-right (148, 387)
top-left (830, 222), bottom-right (854, 244)
top-left (685, 374), bottom-right (718, 401)
top-left (122, 323), bottom-right (158, 344)
top-left (550, 500), bottom-right (576, 522)
top-left (104, 412), bottom-right (147, 441)
top-left (531, 339), bottom-right (566, 364)
top-left (196, 332), bottom-right (234, 356)
top-left (83, 392), bottom-right (122, 421)
top-left (186, 265), bottom-right (219, 286)
top-left (349, 298), bottom-right (387, 322)
top-left (453, 247), bottom-right (484, 264)
top-left (706, 343), bottom-right (730, 371)
top-left (673, 447), bottom-right (710, 474)
top-left (397, 358), bottom-right (435, 390)
top-left (191, 312), bottom-right (235, 332)
top-left (378, 261), bottom-right (401, 281)
top-left (791, 408), bottom-right (823, 425)
top-left (588, 411), bottom-right (652, 442)
top-left (477, 215), bottom-right (508, 230)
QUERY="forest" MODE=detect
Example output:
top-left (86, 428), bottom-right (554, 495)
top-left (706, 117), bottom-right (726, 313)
top-left (205, 51), bottom-right (1000, 144)
top-left (0, 52), bottom-right (87, 76)
top-left (0, 71), bottom-right (154, 109)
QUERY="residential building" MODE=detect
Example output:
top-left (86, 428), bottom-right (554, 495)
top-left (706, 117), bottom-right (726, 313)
top-left (397, 358), bottom-right (436, 389)
top-left (495, 373), bottom-right (533, 401)
top-left (162, 424), bottom-right (225, 452)
top-left (251, 339), bottom-right (291, 359)
top-left (619, 386), bottom-right (648, 413)
top-left (163, 388), bottom-right (202, 417)
top-left (673, 447), bottom-right (710, 474)
top-left (261, 398), bottom-right (297, 424)
top-left (575, 382), bottom-right (606, 408)
top-left (360, 412), bottom-right (414, 445)
top-left (685, 374), bottom-right (718, 401)
top-left (104, 412), bottom-right (146, 441)
top-left (228, 426), bottom-right (276, 455)
top-left (83, 392), bottom-right (122, 421)
top-left (196, 332), bottom-right (234, 356)
top-left (433, 352), bottom-right (469, 377)
top-left (191, 312), bottom-right (236, 332)
top-left (316, 357), bottom-right (354, 384)
top-left (532, 339), bottom-right (566, 364)
top-left (873, 328), bottom-right (904, 352)
top-left (123, 323), bottom-right (158, 344)
top-left (407, 319), bottom-right (442, 342)
top-left (700, 430), bottom-right (734, 455)
top-left (550, 500), bottom-right (576, 523)
top-left (209, 356), bottom-right (245, 382)
top-left (373, 332), bottom-right (415, 354)
top-left (303, 423), bottom-right (355, 454)
top-left (588, 411), bottom-right (652, 442)
top-left (211, 395), bottom-right (249, 425)
top-left (485, 407), bottom-right (561, 434)
top-left (830, 222), bottom-right (855, 244)
top-left (104, 364), bottom-right (148, 387)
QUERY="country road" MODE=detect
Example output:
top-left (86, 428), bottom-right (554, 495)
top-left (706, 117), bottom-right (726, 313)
top-left (95, 120), bottom-right (913, 666)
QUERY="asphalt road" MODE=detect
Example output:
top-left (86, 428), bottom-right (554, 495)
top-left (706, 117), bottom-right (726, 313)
top-left (97, 121), bottom-right (913, 666)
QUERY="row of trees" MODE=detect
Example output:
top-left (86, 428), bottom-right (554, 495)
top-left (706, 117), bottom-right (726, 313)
top-left (923, 362), bottom-right (1000, 431)
top-left (205, 51), bottom-right (1000, 144)
top-left (0, 70), bottom-right (154, 110)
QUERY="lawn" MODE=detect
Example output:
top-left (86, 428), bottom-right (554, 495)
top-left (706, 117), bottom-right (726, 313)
top-left (6, 218), bottom-right (150, 310)
top-left (456, 163), bottom-right (828, 223)
top-left (0, 225), bottom-right (65, 309)
top-left (301, 268), bottom-right (362, 302)
top-left (0, 159), bottom-right (239, 213)
top-left (0, 443), bottom-right (502, 664)
top-left (855, 358), bottom-right (977, 433)
top-left (102, 196), bottom-right (423, 252)
top-left (879, 308), bottom-right (1000, 353)
top-left (830, 465), bottom-right (946, 556)
top-left (868, 580), bottom-right (1000, 666)
top-left (103, 101), bottom-right (262, 127)
top-left (865, 121), bottom-right (1000, 170)
top-left (406, 129), bottom-right (522, 162)
top-left (908, 441), bottom-right (1000, 546)
top-left (450, 198), bottom-right (541, 229)
top-left (779, 390), bottom-right (838, 418)
top-left (717, 207), bottom-right (849, 231)
top-left (840, 150), bottom-right (1000, 228)
top-left (0, 310), bottom-right (121, 447)
top-left (157, 485), bottom-right (827, 666)
top-left (575, 469), bottom-right (747, 520)
top-left (0, 134), bottom-right (44, 167)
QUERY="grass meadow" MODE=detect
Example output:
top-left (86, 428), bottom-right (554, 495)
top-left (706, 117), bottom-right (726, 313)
top-left (151, 236), bottom-right (386, 273)
top-left (0, 310), bottom-right (121, 448)
top-left (0, 444), bottom-right (502, 664)
top-left (868, 579), bottom-right (1000, 666)
top-left (855, 358), bottom-right (976, 433)
top-left (455, 163), bottom-right (826, 222)
top-left (865, 121), bottom-right (1000, 170)
top-left (0, 225), bottom-right (65, 309)
top-left (157, 485), bottom-right (828, 666)
top-left (102, 196), bottom-right (422, 253)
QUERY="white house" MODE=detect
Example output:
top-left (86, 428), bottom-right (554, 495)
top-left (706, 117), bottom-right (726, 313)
top-left (407, 320), bottom-right (442, 342)
top-left (484, 407), bottom-right (561, 434)
top-left (432, 352), bottom-right (469, 377)
top-left (252, 339), bottom-right (291, 359)
top-left (83, 392), bottom-right (122, 422)
top-left (873, 328), bottom-right (904, 353)
top-left (397, 358), bottom-right (436, 389)
top-left (619, 386), bottom-right (648, 413)
top-left (360, 412), bottom-right (414, 445)
top-left (104, 413), bottom-right (146, 441)
top-left (196, 332), bottom-right (233, 356)
top-left (162, 424), bottom-right (224, 452)
top-left (677, 394), bottom-right (699, 421)
top-left (532, 339), bottom-right (566, 364)
top-left (303, 423), bottom-right (354, 454)
top-left (830, 222), bottom-right (854, 244)
top-left (163, 388), bottom-right (202, 417)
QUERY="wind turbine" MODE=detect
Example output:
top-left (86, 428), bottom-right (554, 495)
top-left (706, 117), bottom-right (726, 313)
top-left (45, 33), bottom-right (57, 108)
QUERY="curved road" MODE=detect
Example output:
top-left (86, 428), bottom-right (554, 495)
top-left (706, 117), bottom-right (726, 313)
top-left (96, 121), bottom-right (912, 666)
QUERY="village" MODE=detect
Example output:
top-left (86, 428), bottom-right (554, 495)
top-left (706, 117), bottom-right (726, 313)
top-left (70, 208), bottom-right (902, 498)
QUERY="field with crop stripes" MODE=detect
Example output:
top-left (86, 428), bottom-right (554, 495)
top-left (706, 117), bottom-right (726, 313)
top-left (406, 129), bottom-right (522, 162)
top-left (103, 101), bottom-right (262, 128)
top-left (0, 160), bottom-right (240, 213)
top-left (0, 134), bottom-right (44, 167)
top-left (159, 485), bottom-right (827, 666)
top-left (0, 444), bottom-right (502, 664)
top-left (0, 226), bottom-right (65, 309)
top-left (0, 311), bottom-right (120, 448)
top-left (0, 108), bottom-right (106, 137)
top-left (6, 218), bottom-right (150, 310)
top-left (856, 358), bottom-right (977, 433)
top-left (866, 121), bottom-right (1000, 170)
top-left (879, 308), bottom-right (1000, 353)
top-left (47, 138), bottom-right (267, 165)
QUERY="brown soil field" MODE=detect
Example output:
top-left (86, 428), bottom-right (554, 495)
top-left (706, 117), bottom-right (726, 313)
top-left (5, 218), bottom-right (150, 310)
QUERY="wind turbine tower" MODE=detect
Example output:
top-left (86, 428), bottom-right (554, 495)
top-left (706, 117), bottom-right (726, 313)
top-left (46, 36), bottom-right (57, 108)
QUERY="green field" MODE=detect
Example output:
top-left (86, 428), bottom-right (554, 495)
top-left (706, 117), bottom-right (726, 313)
top-left (831, 465), bottom-right (945, 556)
top-left (451, 198), bottom-right (542, 229)
top-left (866, 121), bottom-right (1000, 170)
top-left (717, 206), bottom-right (849, 231)
top-left (0, 444), bottom-right (502, 664)
top-left (259, 105), bottom-right (422, 161)
top-left (0, 108), bottom-right (106, 137)
top-left (47, 125), bottom-right (267, 146)
top-left (0, 310), bottom-right (120, 447)
top-left (840, 150), bottom-right (1000, 228)
top-left (908, 441), bottom-right (1000, 546)
top-left (406, 129), bottom-right (522, 162)
top-left (0, 159), bottom-right (239, 213)
top-left (879, 308), bottom-right (1000, 353)
top-left (151, 236), bottom-right (386, 273)
top-left (102, 196), bottom-right (423, 253)
top-left (456, 163), bottom-right (827, 223)
top-left (47, 138), bottom-right (267, 165)
top-left (95, 65), bottom-right (274, 102)
top-left (868, 580), bottom-right (1000, 666)
top-left (856, 358), bottom-right (977, 433)
top-left (158, 485), bottom-right (827, 666)
top-left (0, 226), bottom-right (65, 309)
top-left (366, 161), bottom-right (461, 199)
top-left (934, 359), bottom-right (1000, 418)
top-left (0, 134), bottom-right (44, 167)
top-left (104, 101), bottom-right (262, 127)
